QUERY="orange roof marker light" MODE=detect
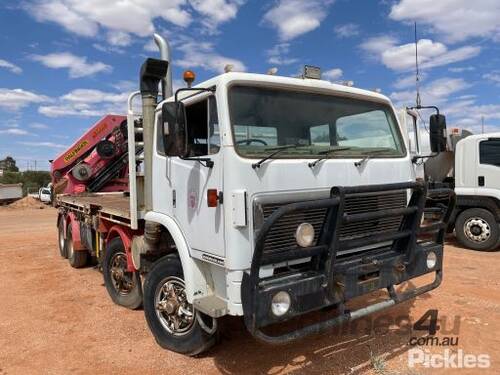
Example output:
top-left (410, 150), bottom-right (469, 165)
top-left (183, 70), bottom-right (196, 88)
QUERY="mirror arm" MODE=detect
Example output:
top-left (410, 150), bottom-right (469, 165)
top-left (407, 105), bottom-right (440, 116)
top-left (412, 153), bottom-right (438, 163)
top-left (175, 87), bottom-right (216, 103)
top-left (181, 157), bottom-right (214, 168)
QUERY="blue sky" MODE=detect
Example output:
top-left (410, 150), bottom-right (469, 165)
top-left (0, 0), bottom-right (499, 170)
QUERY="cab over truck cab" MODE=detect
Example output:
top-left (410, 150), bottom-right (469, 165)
top-left (55, 34), bottom-right (454, 355)
top-left (452, 134), bottom-right (500, 251)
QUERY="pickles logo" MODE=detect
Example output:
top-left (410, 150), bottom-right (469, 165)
top-left (63, 140), bottom-right (89, 164)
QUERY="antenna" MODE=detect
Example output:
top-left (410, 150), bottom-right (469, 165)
top-left (414, 22), bottom-right (421, 108)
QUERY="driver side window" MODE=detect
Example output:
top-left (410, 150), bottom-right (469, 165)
top-left (185, 96), bottom-right (220, 156)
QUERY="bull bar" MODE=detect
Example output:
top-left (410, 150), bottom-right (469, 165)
top-left (241, 181), bottom-right (455, 343)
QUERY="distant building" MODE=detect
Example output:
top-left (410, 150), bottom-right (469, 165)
top-left (0, 156), bottom-right (19, 172)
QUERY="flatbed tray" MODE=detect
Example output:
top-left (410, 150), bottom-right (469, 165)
top-left (56, 192), bottom-right (130, 221)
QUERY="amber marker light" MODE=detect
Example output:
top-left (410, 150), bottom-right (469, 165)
top-left (183, 70), bottom-right (196, 88)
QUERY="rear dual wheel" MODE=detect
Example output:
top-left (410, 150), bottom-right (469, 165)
top-left (58, 218), bottom-right (67, 259)
top-left (102, 237), bottom-right (142, 310)
top-left (66, 224), bottom-right (88, 268)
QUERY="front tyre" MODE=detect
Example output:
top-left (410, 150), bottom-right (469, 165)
top-left (102, 237), bottom-right (142, 309)
top-left (143, 254), bottom-right (217, 355)
top-left (455, 208), bottom-right (499, 251)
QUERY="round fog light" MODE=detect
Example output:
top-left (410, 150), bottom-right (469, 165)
top-left (426, 251), bottom-right (437, 269)
top-left (295, 223), bottom-right (315, 247)
top-left (271, 291), bottom-right (291, 317)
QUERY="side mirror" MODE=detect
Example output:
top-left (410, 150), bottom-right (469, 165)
top-left (162, 101), bottom-right (187, 157)
top-left (429, 114), bottom-right (447, 153)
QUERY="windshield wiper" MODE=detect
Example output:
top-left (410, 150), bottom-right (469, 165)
top-left (354, 148), bottom-right (395, 167)
top-left (252, 144), bottom-right (306, 169)
top-left (308, 147), bottom-right (352, 168)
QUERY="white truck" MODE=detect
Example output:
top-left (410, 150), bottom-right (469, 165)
top-left (54, 34), bottom-right (454, 355)
top-left (0, 183), bottom-right (23, 205)
top-left (401, 115), bottom-right (500, 251)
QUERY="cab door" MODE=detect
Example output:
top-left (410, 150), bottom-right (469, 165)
top-left (166, 95), bottom-right (225, 258)
top-left (477, 138), bottom-right (500, 190)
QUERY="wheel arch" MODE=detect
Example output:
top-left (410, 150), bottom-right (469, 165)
top-left (144, 211), bottom-right (210, 303)
top-left (106, 225), bottom-right (135, 272)
top-left (454, 195), bottom-right (500, 224)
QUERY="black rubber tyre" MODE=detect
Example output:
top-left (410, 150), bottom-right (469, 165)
top-left (455, 208), bottom-right (500, 251)
top-left (66, 224), bottom-right (89, 268)
top-left (58, 218), bottom-right (68, 259)
top-left (102, 237), bottom-right (142, 309)
top-left (143, 254), bottom-right (218, 355)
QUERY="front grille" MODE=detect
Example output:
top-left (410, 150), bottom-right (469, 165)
top-left (257, 190), bottom-right (407, 256)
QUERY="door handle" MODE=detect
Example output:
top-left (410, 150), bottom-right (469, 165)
top-left (478, 176), bottom-right (485, 186)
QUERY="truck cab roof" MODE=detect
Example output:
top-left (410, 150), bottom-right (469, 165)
top-left (167, 72), bottom-right (393, 106)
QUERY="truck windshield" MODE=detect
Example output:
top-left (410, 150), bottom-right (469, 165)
top-left (228, 86), bottom-right (405, 158)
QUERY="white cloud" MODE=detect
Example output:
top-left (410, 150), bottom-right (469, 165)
top-left (449, 66), bottom-right (475, 73)
top-left (334, 23), bottom-right (360, 38)
top-left (39, 88), bottom-right (129, 117)
top-left (446, 102), bottom-right (500, 133)
top-left (28, 0), bottom-right (191, 38)
top-left (29, 123), bottom-right (50, 129)
top-left (27, 0), bottom-right (242, 40)
top-left (323, 68), bottom-right (343, 81)
top-left (390, 0), bottom-right (500, 43)
top-left (106, 31), bottom-right (131, 47)
top-left (31, 52), bottom-right (112, 78)
top-left (361, 38), bottom-right (480, 72)
top-left (483, 71), bottom-right (500, 85)
top-left (61, 88), bottom-right (129, 103)
top-left (390, 77), bottom-right (500, 134)
top-left (360, 35), bottom-right (398, 56)
top-left (0, 128), bottom-right (30, 136)
top-left (189, 0), bottom-right (245, 32)
top-left (267, 43), bottom-right (298, 65)
top-left (111, 80), bottom-right (137, 92)
top-left (263, 0), bottom-right (333, 41)
top-left (29, 0), bottom-right (98, 37)
top-left (390, 77), bottom-right (470, 107)
top-left (392, 73), bottom-right (427, 90)
top-left (143, 39), bottom-right (158, 52)
top-left (18, 141), bottom-right (67, 149)
top-left (0, 59), bottom-right (22, 74)
top-left (177, 39), bottom-right (246, 73)
top-left (92, 43), bottom-right (125, 54)
top-left (0, 88), bottom-right (50, 111)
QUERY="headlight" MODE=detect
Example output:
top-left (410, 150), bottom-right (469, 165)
top-left (271, 291), bottom-right (291, 316)
top-left (426, 251), bottom-right (437, 269)
top-left (295, 223), bottom-right (315, 247)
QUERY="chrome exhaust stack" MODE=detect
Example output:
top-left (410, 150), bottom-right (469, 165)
top-left (153, 33), bottom-right (173, 99)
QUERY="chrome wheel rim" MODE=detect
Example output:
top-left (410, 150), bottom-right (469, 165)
top-left (154, 276), bottom-right (195, 336)
top-left (109, 253), bottom-right (135, 295)
top-left (464, 217), bottom-right (490, 243)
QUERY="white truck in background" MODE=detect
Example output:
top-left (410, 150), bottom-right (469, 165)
top-left (400, 110), bottom-right (500, 251)
top-left (0, 183), bottom-right (23, 205)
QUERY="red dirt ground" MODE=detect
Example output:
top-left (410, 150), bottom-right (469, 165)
top-left (0, 207), bottom-right (498, 374)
